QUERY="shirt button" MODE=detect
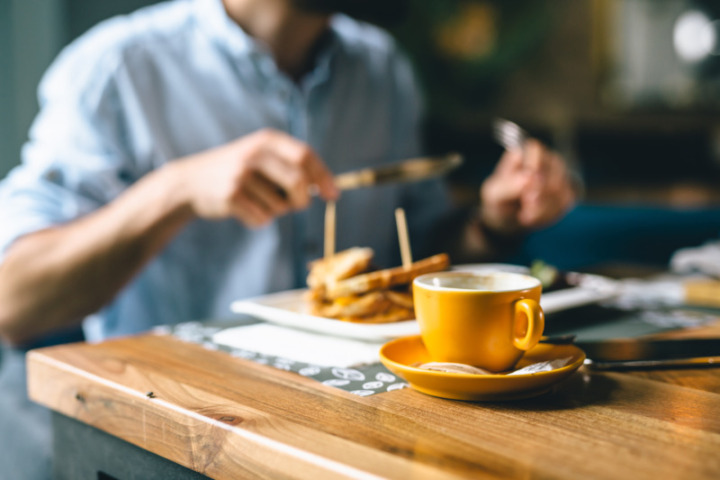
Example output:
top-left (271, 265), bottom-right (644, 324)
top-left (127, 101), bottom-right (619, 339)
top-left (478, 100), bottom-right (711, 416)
top-left (43, 168), bottom-right (63, 184)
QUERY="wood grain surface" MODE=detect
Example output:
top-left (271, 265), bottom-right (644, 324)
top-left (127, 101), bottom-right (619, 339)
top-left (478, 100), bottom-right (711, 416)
top-left (27, 331), bottom-right (720, 480)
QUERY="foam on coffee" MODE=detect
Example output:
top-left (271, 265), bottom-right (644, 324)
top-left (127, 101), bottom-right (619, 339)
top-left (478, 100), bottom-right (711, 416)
top-left (415, 271), bottom-right (540, 292)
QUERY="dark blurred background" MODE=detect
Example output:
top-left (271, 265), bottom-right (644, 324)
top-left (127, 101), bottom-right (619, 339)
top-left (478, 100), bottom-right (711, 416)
top-left (3, 0), bottom-right (720, 270)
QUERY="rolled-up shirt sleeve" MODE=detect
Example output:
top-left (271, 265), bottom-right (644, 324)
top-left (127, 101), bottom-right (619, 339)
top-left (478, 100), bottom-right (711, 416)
top-left (0, 36), bottom-right (134, 263)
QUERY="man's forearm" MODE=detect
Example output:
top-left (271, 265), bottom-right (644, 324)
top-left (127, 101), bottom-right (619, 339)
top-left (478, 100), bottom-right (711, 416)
top-left (0, 163), bottom-right (194, 345)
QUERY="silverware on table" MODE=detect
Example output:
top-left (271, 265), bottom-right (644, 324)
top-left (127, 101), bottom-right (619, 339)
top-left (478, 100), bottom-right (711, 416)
top-left (333, 152), bottom-right (463, 191)
top-left (587, 356), bottom-right (720, 370)
top-left (542, 335), bottom-right (720, 370)
top-left (540, 334), bottom-right (577, 345)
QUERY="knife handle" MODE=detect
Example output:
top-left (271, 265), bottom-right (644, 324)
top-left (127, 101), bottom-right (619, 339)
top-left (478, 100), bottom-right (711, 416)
top-left (306, 170), bottom-right (375, 195)
top-left (587, 356), bottom-right (720, 370)
top-left (334, 169), bottom-right (376, 190)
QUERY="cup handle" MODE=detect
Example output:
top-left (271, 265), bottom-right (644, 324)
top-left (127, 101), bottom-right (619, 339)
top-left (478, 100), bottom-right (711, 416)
top-left (512, 299), bottom-right (545, 351)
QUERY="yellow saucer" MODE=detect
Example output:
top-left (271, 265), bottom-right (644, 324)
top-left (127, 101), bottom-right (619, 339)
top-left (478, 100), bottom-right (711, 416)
top-left (379, 335), bottom-right (586, 401)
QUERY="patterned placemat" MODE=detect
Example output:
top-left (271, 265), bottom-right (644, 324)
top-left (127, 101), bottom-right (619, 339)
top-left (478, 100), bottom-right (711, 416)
top-left (160, 304), bottom-right (720, 397)
top-left (158, 320), bottom-right (409, 397)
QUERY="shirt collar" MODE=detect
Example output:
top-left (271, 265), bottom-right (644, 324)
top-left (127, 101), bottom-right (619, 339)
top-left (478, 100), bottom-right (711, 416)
top-left (194, 0), bottom-right (264, 58)
top-left (193, 0), bottom-right (340, 85)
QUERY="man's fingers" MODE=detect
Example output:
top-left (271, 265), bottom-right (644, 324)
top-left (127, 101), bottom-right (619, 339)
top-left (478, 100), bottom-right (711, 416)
top-left (256, 156), bottom-right (311, 209)
top-left (230, 191), bottom-right (273, 228)
top-left (184, 129), bottom-right (339, 225)
top-left (261, 130), bottom-right (338, 202)
top-left (491, 169), bottom-right (533, 203)
top-left (518, 192), bottom-right (554, 227)
top-left (496, 148), bottom-right (525, 174)
top-left (484, 137), bottom-right (577, 232)
top-left (522, 139), bottom-right (547, 173)
top-left (243, 172), bottom-right (291, 216)
top-left (303, 154), bottom-right (339, 201)
top-left (526, 151), bottom-right (577, 207)
top-left (519, 179), bottom-right (574, 228)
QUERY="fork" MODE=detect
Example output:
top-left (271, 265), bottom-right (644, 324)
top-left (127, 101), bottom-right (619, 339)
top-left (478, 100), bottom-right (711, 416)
top-left (492, 117), bottom-right (528, 151)
top-left (493, 117), bottom-right (585, 196)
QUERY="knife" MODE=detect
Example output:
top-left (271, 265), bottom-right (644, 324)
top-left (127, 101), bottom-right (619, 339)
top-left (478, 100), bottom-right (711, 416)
top-left (588, 356), bottom-right (720, 370)
top-left (544, 337), bottom-right (720, 370)
top-left (333, 152), bottom-right (463, 191)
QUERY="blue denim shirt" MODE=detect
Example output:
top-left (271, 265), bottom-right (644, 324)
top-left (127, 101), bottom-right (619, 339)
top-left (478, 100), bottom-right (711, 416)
top-left (0, 0), bottom-right (450, 341)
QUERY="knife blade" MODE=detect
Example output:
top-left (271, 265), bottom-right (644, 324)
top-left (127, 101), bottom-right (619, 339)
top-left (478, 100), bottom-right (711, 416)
top-left (569, 337), bottom-right (720, 370)
top-left (333, 152), bottom-right (463, 191)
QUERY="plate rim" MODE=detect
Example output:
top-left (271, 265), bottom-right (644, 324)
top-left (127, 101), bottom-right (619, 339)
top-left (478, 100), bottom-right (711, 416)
top-left (231, 288), bottom-right (420, 342)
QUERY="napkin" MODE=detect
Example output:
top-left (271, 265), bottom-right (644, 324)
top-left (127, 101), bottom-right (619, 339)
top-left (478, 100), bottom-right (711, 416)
top-left (212, 324), bottom-right (384, 368)
top-left (418, 357), bottom-right (574, 376)
top-left (671, 240), bottom-right (720, 277)
top-left (508, 357), bottom-right (573, 375)
top-left (606, 277), bottom-right (685, 309)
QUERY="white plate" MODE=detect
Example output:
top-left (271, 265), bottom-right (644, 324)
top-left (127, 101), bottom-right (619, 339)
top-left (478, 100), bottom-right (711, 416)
top-left (541, 282), bottom-right (619, 313)
top-left (231, 289), bottom-right (420, 342)
top-left (230, 265), bottom-right (621, 341)
top-left (451, 263), bottom-right (530, 274)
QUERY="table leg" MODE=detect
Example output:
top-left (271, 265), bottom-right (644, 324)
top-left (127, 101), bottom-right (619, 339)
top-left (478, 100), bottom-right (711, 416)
top-left (52, 412), bottom-right (210, 480)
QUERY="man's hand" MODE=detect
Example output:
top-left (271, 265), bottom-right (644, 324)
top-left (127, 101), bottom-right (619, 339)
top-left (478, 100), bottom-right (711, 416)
top-left (176, 129), bottom-right (339, 227)
top-left (0, 129), bottom-right (339, 344)
top-left (479, 139), bottom-right (577, 235)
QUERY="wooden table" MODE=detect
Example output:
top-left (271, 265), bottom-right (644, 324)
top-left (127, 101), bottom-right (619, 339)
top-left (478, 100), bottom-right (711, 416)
top-left (28, 324), bottom-right (720, 480)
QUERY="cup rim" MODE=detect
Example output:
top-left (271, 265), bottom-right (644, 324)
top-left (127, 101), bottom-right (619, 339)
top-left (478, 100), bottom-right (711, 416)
top-left (413, 270), bottom-right (541, 292)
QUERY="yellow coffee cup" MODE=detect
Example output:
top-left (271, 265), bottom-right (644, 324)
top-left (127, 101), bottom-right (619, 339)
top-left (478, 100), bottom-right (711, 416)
top-left (413, 271), bottom-right (545, 372)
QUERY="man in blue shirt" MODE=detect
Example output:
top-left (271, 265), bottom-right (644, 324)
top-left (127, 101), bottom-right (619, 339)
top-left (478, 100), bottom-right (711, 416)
top-left (0, 0), bottom-right (574, 475)
top-left (0, 0), bottom-right (574, 346)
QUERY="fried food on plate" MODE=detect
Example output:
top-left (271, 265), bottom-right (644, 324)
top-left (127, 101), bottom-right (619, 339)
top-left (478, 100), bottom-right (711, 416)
top-left (306, 248), bottom-right (450, 323)
top-left (307, 247), bottom-right (374, 291)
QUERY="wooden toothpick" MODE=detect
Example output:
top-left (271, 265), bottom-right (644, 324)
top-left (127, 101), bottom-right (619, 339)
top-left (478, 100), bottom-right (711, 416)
top-left (395, 208), bottom-right (412, 269)
top-left (324, 200), bottom-right (336, 259)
